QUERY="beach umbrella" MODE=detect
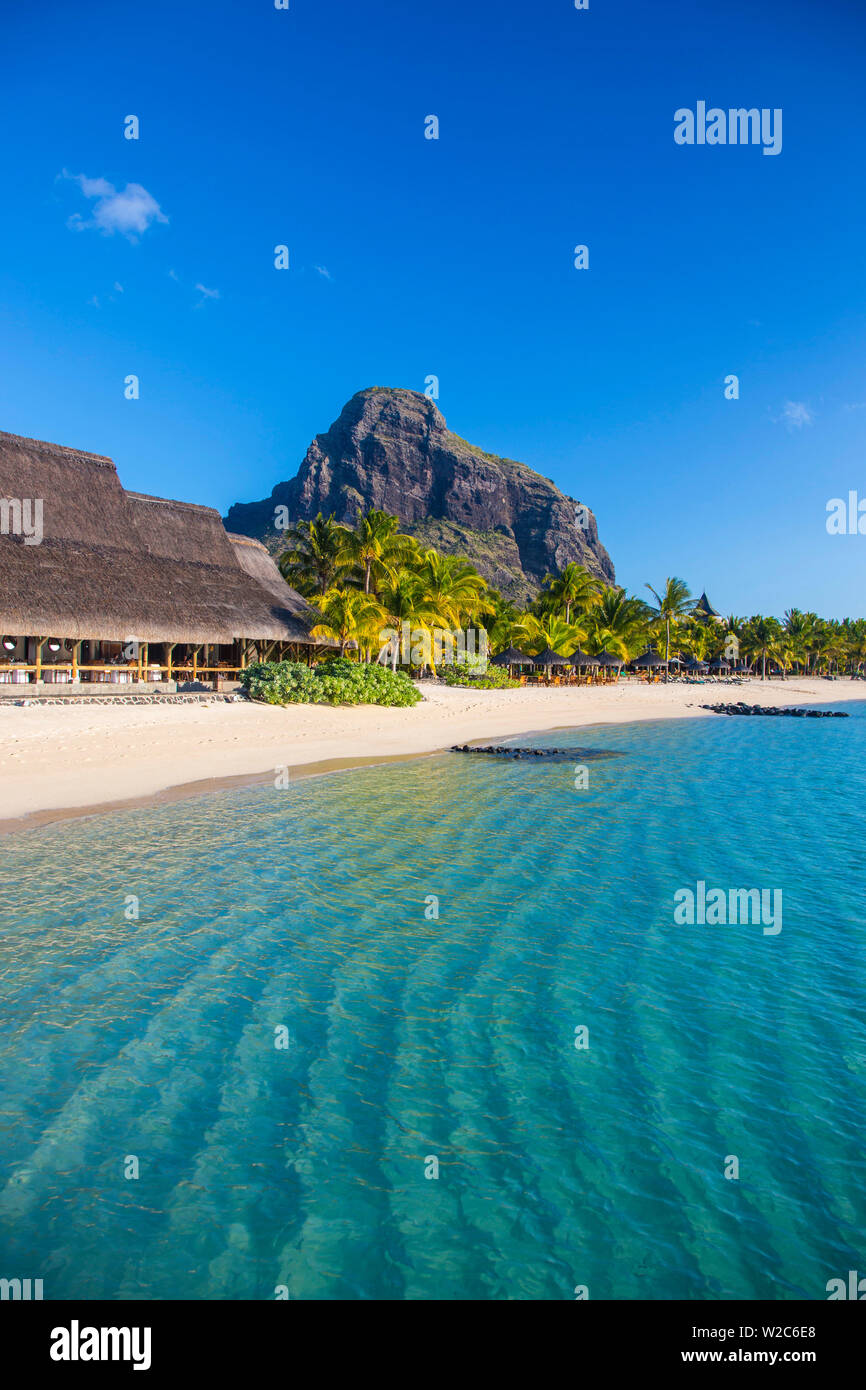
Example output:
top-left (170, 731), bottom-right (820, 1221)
top-left (707, 657), bottom-right (731, 672)
top-left (490, 646), bottom-right (531, 667)
top-left (569, 648), bottom-right (600, 668)
top-left (591, 648), bottom-right (623, 683)
top-left (684, 658), bottom-right (709, 672)
top-left (632, 650), bottom-right (666, 669)
top-left (533, 647), bottom-right (569, 667)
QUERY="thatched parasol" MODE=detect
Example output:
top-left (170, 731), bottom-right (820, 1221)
top-left (533, 647), bottom-right (570, 666)
top-left (569, 648), bottom-right (600, 668)
top-left (490, 646), bottom-right (532, 667)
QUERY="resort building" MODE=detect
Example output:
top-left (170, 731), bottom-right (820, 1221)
top-left (693, 592), bottom-right (724, 624)
top-left (0, 429), bottom-right (320, 687)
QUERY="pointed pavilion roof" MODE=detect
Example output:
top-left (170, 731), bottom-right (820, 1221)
top-left (693, 591), bottom-right (723, 622)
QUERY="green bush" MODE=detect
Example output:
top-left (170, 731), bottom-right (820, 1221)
top-left (240, 659), bottom-right (422, 707)
top-left (443, 661), bottom-right (520, 689)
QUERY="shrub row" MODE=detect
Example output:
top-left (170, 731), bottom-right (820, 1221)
top-left (240, 659), bottom-right (422, 707)
top-left (442, 662), bottom-right (520, 689)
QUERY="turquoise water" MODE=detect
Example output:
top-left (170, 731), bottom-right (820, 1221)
top-left (1, 705), bottom-right (865, 1301)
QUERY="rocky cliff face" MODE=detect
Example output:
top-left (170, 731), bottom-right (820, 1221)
top-left (224, 388), bottom-right (614, 603)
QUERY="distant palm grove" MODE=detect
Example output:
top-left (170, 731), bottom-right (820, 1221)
top-left (279, 509), bottom-right (866, 676)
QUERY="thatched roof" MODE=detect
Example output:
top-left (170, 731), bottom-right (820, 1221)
top-left (569, 648), bottom-right (599, 667)
top-left (632, 650), bottom-right (666, 667)
top-left (0, 429), bottom-right (319, 644)
top-left (533, 646), bottom-right (569, 665)
top-left (694, 591), bottom-right (722, 621)
top-left (490, 646), bottom-right (532, 666)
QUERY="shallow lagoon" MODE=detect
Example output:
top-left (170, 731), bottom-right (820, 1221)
top-left (1, 707), bottom-right (864, 1300)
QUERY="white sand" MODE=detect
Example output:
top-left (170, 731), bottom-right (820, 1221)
top-left (0, 677), bottom-right (860, 824)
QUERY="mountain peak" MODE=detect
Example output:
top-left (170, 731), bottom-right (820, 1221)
top-left (225, 389), bottom-right (614, 602)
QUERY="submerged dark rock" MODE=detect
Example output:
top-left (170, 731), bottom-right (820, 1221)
top-left (449, 744), bottom-right (623, 762)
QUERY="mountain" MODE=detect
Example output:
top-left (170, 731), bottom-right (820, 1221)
top-left (224, 388), bottom-right (614, 603)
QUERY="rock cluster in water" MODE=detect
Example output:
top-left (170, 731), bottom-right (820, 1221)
top-left (449, 744), bottom-right (620, 762)
top-left (702, 702), bottom-right (848, 719)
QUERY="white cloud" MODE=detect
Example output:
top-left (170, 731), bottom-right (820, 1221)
top-left (168, 268), bottom-right (179, 281)
top-left (778, 401), bottom-right (814, 430)
top-left (314, 265), bottom-right (333, 280)
top-left (194, 283), bottom-right (220, 306)
top-left (61, 170), bottom-right (168, 241)
top-left (113, 282), bottom-right (124, 293)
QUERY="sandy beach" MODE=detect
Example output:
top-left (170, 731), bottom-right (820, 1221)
top-left (0, 676), bottom-right (860, 829)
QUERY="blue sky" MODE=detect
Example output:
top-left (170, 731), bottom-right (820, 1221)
top-left (1, 0), bottom-right (864, 617)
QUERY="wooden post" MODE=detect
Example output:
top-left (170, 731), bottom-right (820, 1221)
top-left (240, 641), bottom-right (247, 670)
top-left (166, 644), bottom-right (175, 683)
top-left (35, 638), bottom-right (45, 683)
top-left (137, 643), bottom-right (144, 684)
top-left (72, 641), bottom-right (81, 682)
top-left (192, 646), bottom-right (198, 680)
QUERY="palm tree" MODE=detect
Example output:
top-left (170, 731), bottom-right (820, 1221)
top-left (337, 510), bottom-right (418, 595)
top-left (526, 612), bottom-right (588, 657)
top-left (850, 626), bottom-right (866, 677)
top-left (585, 587), bottom-right (651, 662)
top-left (681, 619), bottom-right (714, 663)
top-left (484, 594), bottom-right (535, 654)
top-left (798, 611), bottom-right (821, 674)
top-left (741, 615), bottom-right (783, 680)
top-left (310, 587), bottom-right (385, 658)
top-left (413, 549), bottom-right (489, 629)
top-left (378, 571), bottom-right (449, 672)
top-left (540, 562), bottom-right (600, 624)
top-left (278, 513), bottom-right (345, 596)
top-left (810, 621), bottom-right (837, 676)
top-left (783, 609), bottom-right (814, 674)
top-left (645, 578), bottom-right (694, 679)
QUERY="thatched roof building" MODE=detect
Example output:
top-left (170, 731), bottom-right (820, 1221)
top-left (0, 428), bottom-right (318, 661)
top-left (693, 592), bottom-right (723, 623)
